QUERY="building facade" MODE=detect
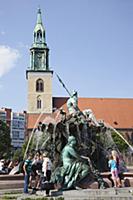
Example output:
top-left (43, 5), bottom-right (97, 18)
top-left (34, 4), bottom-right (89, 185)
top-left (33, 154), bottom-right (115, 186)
top-left (26, 8), bottom-right (53, 114)
top-left (10, 112), bottom-right (26, 148)
top-left (0, 108), bottom-right (26, 148)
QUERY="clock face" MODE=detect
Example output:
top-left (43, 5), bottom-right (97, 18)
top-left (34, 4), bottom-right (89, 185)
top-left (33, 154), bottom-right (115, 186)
top-left (34, 53), bottom-right (42, 69)
top-left (34, 51), bottom-right (46, 69)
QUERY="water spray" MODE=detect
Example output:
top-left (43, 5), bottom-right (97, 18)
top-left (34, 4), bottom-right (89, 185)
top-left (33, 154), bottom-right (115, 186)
top-left (23, 111), bottom-right (44, 159)
top-left (105, 122), bottom-right (133, 153)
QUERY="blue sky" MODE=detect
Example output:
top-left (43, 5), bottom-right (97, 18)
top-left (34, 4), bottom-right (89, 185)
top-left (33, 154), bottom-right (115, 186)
top-left (0, 0), bottom-right (133, 112)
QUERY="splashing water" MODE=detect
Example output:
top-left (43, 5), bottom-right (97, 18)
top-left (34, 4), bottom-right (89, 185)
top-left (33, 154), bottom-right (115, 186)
top-left (24, 111), bottom-right (47, 159)
top-left (23, 109), bottom-right (61, 159)
top-left (106, 122), bottom-right (133, 152)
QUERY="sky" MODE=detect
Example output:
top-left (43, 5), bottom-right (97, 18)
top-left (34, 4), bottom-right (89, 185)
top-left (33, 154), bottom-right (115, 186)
top-left (0, 0), bottom-right (133, 112)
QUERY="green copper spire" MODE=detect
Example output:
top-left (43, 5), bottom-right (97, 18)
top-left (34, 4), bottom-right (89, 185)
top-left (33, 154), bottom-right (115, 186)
top-left (33, 8), bottom-right (46, 46)
top-left (37, 7), bottom-right (42, 24)
top-left (29, 8), bottom-right (50, 71)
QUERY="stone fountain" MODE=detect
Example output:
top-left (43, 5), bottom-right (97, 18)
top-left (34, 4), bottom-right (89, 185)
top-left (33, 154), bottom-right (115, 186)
top-left (26, 90), bottom-right (128, 190)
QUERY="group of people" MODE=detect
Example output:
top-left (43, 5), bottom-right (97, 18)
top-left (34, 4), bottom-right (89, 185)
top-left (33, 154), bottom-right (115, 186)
top-left (0, 159), bottom-right (19, 174)
top-left (23, 151), bottom-right (52, 196)
top-left (23, 144), bottom-right (128, 196)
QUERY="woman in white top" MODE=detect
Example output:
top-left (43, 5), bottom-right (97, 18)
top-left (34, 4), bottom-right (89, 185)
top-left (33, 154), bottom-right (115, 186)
top-left (42, 152), bottom-right (52, 196)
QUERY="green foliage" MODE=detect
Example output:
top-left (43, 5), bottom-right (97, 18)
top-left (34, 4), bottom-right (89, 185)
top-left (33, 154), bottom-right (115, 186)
top-left (5, 191), bottom-right (21, 195)
top-left (0, 120), bottom-right (11, 158)
top-left (11, 136), bottom-right (35, 162)
top-left (23, 197), bottom-right (64, 200)
top-left (21, 141), bottom-right (28, 158)
top-left (12, 149), bottom-right (23, 161)
top-left (111, 131), bottom-right (128, 152)
top-left (2, 196), bottom-right (17, 200)
top-left (21, 136), bottom-right (35, 157)
top-left (2, 192), bottom-right (64, 200)
top-left (56, 197), bottom-right (64, 200)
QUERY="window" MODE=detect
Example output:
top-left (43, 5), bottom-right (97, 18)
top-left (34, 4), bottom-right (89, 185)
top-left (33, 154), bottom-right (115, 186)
top-left (37, 30), bottom-right (42, 43)
top-left (12, 131), bottom-right (19, 139)
top-left (36, 79), bottom-right (44, 92)
top-left (37, 96), bottom-right (42, 109)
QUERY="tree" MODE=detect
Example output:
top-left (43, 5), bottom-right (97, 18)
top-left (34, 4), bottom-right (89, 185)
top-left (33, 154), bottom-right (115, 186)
top-left (111, 131), bottom-right (128, 152)
top-left (0, 120), bottom-right (11, 158)
top-left (12, 149), bottom-right (23, 161)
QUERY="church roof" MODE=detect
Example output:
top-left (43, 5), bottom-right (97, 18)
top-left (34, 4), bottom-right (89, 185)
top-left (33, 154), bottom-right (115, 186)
top-left (27, 97), bottom-right (133, 130)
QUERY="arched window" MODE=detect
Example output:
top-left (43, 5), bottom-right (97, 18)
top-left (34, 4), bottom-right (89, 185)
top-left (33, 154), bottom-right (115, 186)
top-left (37, 30), bottom-right (42, 43)
top-left (37, 96), bottom-right (42, 109)
top-left (36, 79), bottom-right (44, 92)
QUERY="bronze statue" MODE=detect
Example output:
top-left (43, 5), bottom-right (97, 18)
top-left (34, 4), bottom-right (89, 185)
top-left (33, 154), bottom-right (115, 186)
top-left (51, 135), bottom-right (106, 190)
top-left (67, 90), bottom-right (78, 115)
top-left (61, 136), bottom-right (90, 189)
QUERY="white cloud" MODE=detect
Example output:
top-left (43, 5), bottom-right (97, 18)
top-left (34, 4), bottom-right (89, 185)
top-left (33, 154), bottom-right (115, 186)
top-left (0, 45), bottom-right (20, 77)
top-left (0, 31), bottom-right (5, 35)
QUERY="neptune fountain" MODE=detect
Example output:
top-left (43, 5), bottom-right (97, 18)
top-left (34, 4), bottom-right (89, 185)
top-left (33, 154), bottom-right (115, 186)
top-left (23, 89), bottom-right (130, 190)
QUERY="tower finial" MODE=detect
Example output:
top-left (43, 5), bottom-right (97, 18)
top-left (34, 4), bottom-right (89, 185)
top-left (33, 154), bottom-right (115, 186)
top-left (37, 7), bottom-right (42, 24)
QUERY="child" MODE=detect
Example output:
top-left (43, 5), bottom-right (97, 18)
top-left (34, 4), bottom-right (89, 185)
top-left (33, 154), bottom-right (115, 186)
top-left (108, 154), bottom-right (121, 188)
top-left (111, 150), bottom-right (122, 187)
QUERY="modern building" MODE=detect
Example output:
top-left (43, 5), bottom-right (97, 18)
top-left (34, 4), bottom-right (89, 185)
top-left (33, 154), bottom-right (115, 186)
top-left (0, 108), bottom-right (11, 127)
top-left (0, 109), bottom-right (6, 122)
top-left (0, 108), bottom-right (26, 148)
top-left (10, 112), bottom-right (26, 148)
top-left (26, 9), bottom-right (133, 142)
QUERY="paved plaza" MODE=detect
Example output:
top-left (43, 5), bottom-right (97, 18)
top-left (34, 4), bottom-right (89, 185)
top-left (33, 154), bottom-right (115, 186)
top-left (1, 187), bottom-right (133, 200)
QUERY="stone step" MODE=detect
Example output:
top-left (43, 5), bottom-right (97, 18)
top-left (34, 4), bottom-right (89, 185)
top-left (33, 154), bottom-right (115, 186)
top-left (0, 174), bottom-right (23, 181)
top-left (0, 180), bottom-right (23, 190)
top-left (63, 188), bottom-right (133, 200)
top-left (65, 197), bottom-right (133, 200)
top-left (63, 188), bottom-right (133, 195)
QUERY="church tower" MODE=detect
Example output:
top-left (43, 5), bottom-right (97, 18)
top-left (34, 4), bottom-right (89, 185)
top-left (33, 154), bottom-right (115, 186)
top-left (26, 8), bottom-right (53, 114)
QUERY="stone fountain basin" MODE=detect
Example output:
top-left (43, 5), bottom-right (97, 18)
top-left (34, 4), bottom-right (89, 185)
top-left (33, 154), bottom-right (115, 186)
top-left (0, 171), bottom-right (133, 190)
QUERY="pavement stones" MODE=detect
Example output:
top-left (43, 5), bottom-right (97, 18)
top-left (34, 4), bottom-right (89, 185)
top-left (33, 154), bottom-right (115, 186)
top-left (0, 188), bottom-right (133, 200)
top-left (63, 188), bottom-right (133, 200)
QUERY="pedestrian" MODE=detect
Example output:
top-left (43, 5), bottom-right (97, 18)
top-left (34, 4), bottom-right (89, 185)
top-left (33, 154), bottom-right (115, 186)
top-left (28, 153), bottom-right (38, 189)
top-left (23, 153), bottom-right (33, 194)
top-left (31, 152), bottom-right (43, 194)
top-left (0, 159), bottom-right (5, 174)
top-left (42, 152), bottom-right (52, 196)
top-left (111, 150), bottom-right (122, 187)
top-left (108, 154), bottom-right (121, 188)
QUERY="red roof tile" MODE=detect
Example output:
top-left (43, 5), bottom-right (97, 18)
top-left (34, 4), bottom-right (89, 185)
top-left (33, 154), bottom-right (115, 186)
top-left (27, 111), bottom-right (62, 129)
top-left (27, 97), bottom-right (133, 129)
